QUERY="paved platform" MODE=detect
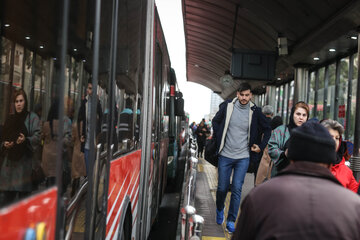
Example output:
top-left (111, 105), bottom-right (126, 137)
top-left (195, 158), bottom-right (255, 240)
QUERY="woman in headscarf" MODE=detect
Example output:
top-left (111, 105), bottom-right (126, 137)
top-left (0, 89), bottom-right (41, 205)
top-left (321, 119), bottom-right (359, 193)
top-left (268, 101), bottom-right (309, 176)
top-left (41, 98), bottom-right (72, 189)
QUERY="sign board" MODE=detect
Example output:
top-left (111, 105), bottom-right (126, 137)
top-left (338, 104), bottom-right (345, 118)
top-left (231, 49), bottom-right (276, 81)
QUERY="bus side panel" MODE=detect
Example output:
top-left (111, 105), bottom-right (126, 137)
top-left (0, 188), bottom-right (57, 240)
top-left (105, 150), bottom-right (141, 239)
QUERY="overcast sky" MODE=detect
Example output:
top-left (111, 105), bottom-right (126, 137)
top-left (155, 0), bottom-right (212, 124)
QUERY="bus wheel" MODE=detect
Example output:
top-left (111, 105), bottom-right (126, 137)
top-left (120, 207), bottom-right (132, 240)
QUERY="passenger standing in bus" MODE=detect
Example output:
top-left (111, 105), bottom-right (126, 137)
top-left (134, 98), bottom-right (141, 143)
top-left (41, 99), bottom-right (72, 190)
top-left (268, 101), bottom-right (309, 176)
top-left (118, 97), bottom-right (134, 148)
top-left (232, 122), bottom-right (360, 240)
top-left (212, 82), bottom-right (271, 233)
top-left (0, 89), bottom-right (41, 205)
top-left (321, 119), bottom-right (359, 193)
top-left (78, 81), bottom-right (102, 176)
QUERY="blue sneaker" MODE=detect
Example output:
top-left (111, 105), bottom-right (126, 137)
top-left (226, 221), bottom-right (235, 233)
top-left (216, 208), bottom-right (224, 225)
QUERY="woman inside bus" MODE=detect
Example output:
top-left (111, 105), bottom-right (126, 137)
top-left (0, 89), bottom-right (41, 205)
top-left (41, 98), bottom-right (72, 191)
top-left (321, 119), bottom-right (359, 193)
top-left (268, 101), bottom-right (309, 176)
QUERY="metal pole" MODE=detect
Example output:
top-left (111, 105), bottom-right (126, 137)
top-left (323, 65), bottom-right (329, 120)
top-left (352, 32), bottom-right (360, 181)
top-left (334, 59), bottom-right (341, 121)
top-left (138, 0), bottom-right (155, 238)
top-left (85, 0), bottom-right (101, 238)
top-left (314, 69), bottom-right (319, 118)
top-left (55, 0), bottom-right (69, 239)
top-left (306, 71), bottom-right (311, 104)
top-left (191, 214), bottom-right (204, 239)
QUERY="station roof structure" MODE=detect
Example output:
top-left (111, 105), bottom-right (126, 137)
top-left (182, 0), bottom-right (360, 99)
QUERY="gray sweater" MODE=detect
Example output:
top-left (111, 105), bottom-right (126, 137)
top-left (220, 100), bottom-right (249, 159)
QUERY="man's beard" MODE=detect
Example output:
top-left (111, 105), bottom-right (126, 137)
top-left (240, 99), bottom-right (249, 105)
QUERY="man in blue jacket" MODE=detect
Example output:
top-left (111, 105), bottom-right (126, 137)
top-left (212, 82), bottom-right (271, 233)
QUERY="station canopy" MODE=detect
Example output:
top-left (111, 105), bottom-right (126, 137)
top-left (182, 0), bottom-right (360, 99)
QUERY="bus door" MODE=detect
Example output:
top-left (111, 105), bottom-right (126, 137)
top-left (149, 42), bottom-right (163, 225)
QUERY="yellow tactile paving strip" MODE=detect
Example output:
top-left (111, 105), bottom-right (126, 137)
top-left (199, 159), bottom-right (232, 240)
top-left (199, 158), bottom-right (255, 240)
top-left (202, 237), bottom-right (226, 240)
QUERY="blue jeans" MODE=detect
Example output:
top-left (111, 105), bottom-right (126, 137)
top-left (84, 148), bottom-right (89, 176)
top-left (216, 155), bottom-right (249, 222)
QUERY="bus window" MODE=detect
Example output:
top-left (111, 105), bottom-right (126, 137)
top-left (117, 94), bottom-right (134, 152)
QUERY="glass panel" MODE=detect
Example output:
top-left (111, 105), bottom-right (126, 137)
top-left (354, 53), bottom-right (358, 81)
top-left (0, 1), bottom-right (68, 208)
top-left (349, 78), bottom-right (357, 141)
top-left (22, 49), bottom-right (33, 110)
top-left (308, 71), bottom-right (315, 118)
top-left (327, 85), bottom-right (335, 120)
top-left (326, 64), bottom-right (336, 119)
top-left (338, 58), bottom-right (349, 128)
top-left (279, 85), bottom-right (283, 118)
top-left (316, 68), bottom-right (325, 119)
top-left (317, 88), bottom-right (324, 119)
top-left (0, 38), bottom-right (14, 124)
top-left (12, 44), bottom-right (24, 88)
top-left (349, 53), bottom-right (358, 141)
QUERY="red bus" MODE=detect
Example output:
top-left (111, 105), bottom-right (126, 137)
top-left (0, 0), bottom-right (186, 239)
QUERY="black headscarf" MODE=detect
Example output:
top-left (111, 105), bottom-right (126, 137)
top-left (287, 102), bottom-right (310, 133)
top-left (335, 136), bottom-right (348, 165)
top-left (270, 116), bottom-right (283, 130)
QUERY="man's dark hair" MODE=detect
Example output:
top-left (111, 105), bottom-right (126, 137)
top-left (238, 82), bottom-right (251, 93)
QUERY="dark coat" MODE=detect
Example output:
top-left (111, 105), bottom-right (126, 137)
top-left (0, 112), bottom-right (41, 192)
top-left (195, 124), bottom-right (209, 144)
top-left (78, 96), bottom-right (102, 152)
top-left (232, 161), bottom-right (360, 240)
top-left (212, 99), bottom-right (271, 164)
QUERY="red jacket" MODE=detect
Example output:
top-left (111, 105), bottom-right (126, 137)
top-left (331, 157), bottom-right (359, 193)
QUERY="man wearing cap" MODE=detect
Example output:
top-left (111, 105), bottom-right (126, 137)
top-left (212, 82), bottom-right (271, 232)
top-left (232, 121), bottom-right (360, 240)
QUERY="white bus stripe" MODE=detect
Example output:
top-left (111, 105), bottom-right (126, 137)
top-left (108, 184), bottom-right (116, 200)
top-left (106, 172), bottom-right (129, 224)
top-left (108, 175), bottom-right (134, 240)
top-left (130, 173), bottom-right (140, 200)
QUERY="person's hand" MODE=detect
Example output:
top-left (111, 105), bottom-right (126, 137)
top-left (80, 135), bottom-right (85, 142)
top-left (285, 149), bottom-right (288, 157)
top-left (16, 133), bottom-right (25, 144)
top-left (251, 144), bottom-right (261, 153)
top-left (4, 141), bottom-right (14, 149)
